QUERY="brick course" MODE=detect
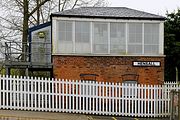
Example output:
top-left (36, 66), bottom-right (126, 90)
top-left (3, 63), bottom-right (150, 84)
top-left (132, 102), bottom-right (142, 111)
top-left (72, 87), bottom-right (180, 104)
top-left (53, 55), bottom-right (164, 85)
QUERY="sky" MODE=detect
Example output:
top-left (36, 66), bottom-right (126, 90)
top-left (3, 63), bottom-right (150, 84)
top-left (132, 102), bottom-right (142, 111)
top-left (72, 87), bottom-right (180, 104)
top-left (109, 0), bottom-right (180, 16)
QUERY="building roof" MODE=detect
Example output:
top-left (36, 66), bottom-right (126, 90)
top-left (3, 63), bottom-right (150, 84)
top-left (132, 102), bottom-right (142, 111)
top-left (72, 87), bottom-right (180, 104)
top-left (51, 7), bottom-right (165, 20)
top-left (29, 22), bottom-right (51, 33)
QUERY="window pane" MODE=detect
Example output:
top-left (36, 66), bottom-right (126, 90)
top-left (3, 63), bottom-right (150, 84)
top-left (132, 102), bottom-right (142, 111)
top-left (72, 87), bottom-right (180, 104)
top-left (59, 21), bottom-right (65, 31)
top-left (57, 21), bottom-right (73, 53)
top-left (58, 21), bottom-right (73, 42)
top-left (66, 22), bottom-right (72, 31)
top-left (75, 22), bottom-right (90, 42)
top-left (128, 45), bottom-right (142, 54)
top-left (110, 23), bottom-right (126, 54)
top-left (75, 21), bottom-right (91, 53)
top-left (128, 23), bottom-right (142, 43)
top-left (144, 23), bottom-right (159, 54)
top-left (144, 45), bottom-right (159, 54)
top-left (93, 22), bottom-right (108, 53)
top-left (128, 23), bottom-right (142, 54)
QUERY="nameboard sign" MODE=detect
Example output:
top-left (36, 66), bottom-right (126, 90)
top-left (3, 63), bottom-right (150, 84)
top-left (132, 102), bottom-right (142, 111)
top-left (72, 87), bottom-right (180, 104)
top-left (133, 61), bottom-right (161, 67)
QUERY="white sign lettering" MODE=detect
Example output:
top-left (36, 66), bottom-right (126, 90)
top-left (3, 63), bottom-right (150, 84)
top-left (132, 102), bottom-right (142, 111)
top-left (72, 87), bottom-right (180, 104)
top-left (133, 61), bottom-right (160, 67)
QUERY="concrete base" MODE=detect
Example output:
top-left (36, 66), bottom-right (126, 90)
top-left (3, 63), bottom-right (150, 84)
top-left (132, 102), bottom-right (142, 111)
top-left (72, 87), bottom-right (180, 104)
top-left (0, 109), bottom-right (88, 120)
top-left (0, 110), bottom-right (170, 120)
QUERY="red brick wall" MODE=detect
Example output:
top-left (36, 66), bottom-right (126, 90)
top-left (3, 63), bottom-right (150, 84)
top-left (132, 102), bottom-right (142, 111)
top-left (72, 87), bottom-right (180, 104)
top-left (53, 55), bottom-right (164, 85)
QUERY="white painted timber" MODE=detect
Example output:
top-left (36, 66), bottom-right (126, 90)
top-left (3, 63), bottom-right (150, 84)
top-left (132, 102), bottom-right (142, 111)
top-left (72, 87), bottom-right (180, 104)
top-left (0, 75), bottom-right (180, 117)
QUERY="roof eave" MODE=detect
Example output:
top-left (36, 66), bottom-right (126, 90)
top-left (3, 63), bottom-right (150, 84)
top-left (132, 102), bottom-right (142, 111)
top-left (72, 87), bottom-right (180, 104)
top-left (51, 14), bottom-right (165, 21)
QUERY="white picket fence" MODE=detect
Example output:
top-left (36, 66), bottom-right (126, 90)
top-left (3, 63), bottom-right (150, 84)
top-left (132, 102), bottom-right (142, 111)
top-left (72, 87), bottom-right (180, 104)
top-left (0, 75), bottom-right (180, 117)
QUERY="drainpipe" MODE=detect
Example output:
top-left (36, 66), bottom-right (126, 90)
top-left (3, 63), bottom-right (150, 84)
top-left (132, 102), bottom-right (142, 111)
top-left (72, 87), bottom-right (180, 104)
top-left (175, 67), bottom-right (178, 83)
top-left (25, 68), bottom-right (29, 77)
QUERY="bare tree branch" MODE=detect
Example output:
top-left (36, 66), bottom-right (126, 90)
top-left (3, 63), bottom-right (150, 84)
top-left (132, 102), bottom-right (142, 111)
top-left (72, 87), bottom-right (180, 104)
top-left (29, 0), bottom-right (50, 17)
top-left (0, 16), bottom-right (22, 31)
top-left (61, 0), bottom-right (67, 11)
top-left (14, 0), bottom-right (24, 7)
top-left (72, 0), bottom-right (78, 9)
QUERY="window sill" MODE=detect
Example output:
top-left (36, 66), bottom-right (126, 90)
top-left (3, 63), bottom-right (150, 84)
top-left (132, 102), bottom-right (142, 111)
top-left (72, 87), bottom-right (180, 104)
top-left (52, 53), bottom-right (166, 57)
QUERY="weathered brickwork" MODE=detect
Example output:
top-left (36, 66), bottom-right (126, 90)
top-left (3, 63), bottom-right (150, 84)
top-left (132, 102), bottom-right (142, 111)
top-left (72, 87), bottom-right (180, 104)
top-left (53, 55), bottom-right (164, 85)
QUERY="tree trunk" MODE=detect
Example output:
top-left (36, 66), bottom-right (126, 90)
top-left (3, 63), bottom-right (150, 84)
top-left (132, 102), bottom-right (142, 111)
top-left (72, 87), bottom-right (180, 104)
top-left (22, 0), bottom-right (29, 60)
top-left (23, 0), bottom-right (29, 43)
top-left (21, 0), bottom-right (29, 76)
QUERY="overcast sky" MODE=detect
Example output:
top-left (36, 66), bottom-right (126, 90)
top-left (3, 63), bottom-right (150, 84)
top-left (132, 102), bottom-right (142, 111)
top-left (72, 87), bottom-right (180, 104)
top-left (108, 0), bottom-right (180, 16)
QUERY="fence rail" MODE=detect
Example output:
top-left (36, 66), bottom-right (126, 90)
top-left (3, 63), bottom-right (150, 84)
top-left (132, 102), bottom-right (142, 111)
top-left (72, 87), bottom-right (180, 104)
top-left (0, 75), bottom-right (180, 117)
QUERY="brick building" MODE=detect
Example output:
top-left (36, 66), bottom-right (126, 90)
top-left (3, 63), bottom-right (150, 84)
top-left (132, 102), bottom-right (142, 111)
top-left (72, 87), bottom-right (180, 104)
top-left (29, 7), bottom-right (165, 85)
top-left (50, 7), bottom-right (165, 85)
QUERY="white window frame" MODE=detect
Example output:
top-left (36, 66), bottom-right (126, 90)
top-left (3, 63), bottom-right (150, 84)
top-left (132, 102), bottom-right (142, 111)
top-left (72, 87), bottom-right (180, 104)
top-left (52, 17), bottom-right (164, 56)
